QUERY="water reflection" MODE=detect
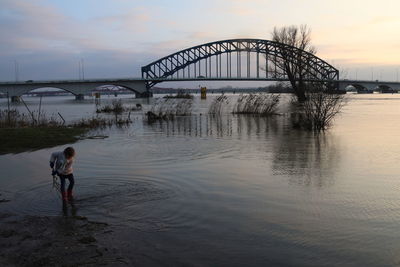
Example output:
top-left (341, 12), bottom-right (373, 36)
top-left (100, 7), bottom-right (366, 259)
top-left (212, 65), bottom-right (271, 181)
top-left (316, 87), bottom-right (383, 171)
top-left (145, 114), bottom-right (340, 188)
top-left (272, 130), bottom-right (340, 187)
top-left (236, 115), bottom-right (280, 140)
top-left (146, 114), bottom-right (281, 139)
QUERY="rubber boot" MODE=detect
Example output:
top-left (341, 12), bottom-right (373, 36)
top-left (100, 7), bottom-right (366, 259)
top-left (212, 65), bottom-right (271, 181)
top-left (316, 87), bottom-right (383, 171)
top-left (61, 192), bottom-right (68, 201)
top-left (67, 190), bottom-right (73, 200)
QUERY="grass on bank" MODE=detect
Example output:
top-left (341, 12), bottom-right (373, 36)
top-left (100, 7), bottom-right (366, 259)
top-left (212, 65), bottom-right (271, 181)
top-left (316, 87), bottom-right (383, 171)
top-left (0, 107), bottom-right (133, 155)
top-left (0, 127), bottom-right (87, 155)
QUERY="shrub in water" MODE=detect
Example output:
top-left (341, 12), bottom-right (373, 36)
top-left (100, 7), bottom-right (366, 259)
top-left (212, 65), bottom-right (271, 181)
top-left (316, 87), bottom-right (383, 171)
top-left (147, 98), bottom-right (193, 122)
top-left (233, 93), bottom-right (280, 116)
top-left (208, 94), bottom-right (229, 115)
top-left (291, 88), bottom-right (346, 131)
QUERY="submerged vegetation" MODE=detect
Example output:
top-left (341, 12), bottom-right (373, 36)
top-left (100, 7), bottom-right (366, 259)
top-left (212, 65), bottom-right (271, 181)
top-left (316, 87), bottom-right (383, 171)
top-left (96, 100), bottom-right (142, 114)
top-left (71, 116), bottom-right (132, 128)
top-left (208, 94), bottom-right (229, 115)
top-left (163, 90), bottom-right (194, 99)
top-left (146, 98), bottom-right (193, 123)
top-left (0, 82), bottom-right (345, 155)
top-left (233, 94), bottom-right (280, 115)
top-left (96, 100), bottom-right (124, 114)
top-left (206, 89), bottom-right (344, 131)
top-left (208, 93), bottom-right (280, 116)
top-left (291, 89), bottom-right (346, 131)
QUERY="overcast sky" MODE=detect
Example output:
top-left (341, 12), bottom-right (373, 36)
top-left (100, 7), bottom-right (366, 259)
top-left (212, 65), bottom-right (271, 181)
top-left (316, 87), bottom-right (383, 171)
top-left (1, 0), bottom-right (400, 85)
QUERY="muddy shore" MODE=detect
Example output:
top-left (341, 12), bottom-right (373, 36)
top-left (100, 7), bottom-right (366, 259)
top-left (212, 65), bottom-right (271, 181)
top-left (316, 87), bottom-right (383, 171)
top-left (0, 212), bottom-right (130, 266)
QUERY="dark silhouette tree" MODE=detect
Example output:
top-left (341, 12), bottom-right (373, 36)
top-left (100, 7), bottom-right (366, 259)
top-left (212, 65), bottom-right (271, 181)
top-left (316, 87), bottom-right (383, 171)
top-left (271, 25), bottom-right (316, 102)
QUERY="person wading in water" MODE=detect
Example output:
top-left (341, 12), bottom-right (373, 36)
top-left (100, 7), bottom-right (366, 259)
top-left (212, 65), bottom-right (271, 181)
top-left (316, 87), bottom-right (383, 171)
top-left (50, 147), bottom-right (76, 202)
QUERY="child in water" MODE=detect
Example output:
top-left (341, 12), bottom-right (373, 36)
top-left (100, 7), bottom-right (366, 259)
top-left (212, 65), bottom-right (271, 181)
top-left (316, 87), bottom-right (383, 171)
top-left (50, 147), bottom-right (76, 201)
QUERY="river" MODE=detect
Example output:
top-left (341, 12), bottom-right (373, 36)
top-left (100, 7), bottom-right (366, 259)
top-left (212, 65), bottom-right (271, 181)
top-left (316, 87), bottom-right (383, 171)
top-left (1, 93), bottom-right (400, 266)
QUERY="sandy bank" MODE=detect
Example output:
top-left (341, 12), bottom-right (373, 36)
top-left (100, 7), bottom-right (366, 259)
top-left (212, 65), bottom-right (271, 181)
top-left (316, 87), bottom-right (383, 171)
top-left (0, 212), bottom-right (129, 266)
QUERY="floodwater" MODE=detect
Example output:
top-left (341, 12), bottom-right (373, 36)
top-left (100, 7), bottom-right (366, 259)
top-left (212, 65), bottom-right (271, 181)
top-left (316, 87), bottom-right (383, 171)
top-left (1, 93), bottom-right (400, 266)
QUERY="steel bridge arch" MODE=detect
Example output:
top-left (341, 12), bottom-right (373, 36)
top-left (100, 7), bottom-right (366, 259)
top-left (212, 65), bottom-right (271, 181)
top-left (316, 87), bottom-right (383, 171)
top-left (141, 38), bottom-right (339, 88)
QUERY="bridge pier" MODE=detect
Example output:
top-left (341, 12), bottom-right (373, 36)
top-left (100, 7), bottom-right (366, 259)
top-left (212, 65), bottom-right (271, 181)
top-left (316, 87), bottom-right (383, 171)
top-left (11, 96), bottom-right (20, 103)
top-left (75, 94), bottom-right (85, 100)
top-left (135, 91), bottom-right (153, 98)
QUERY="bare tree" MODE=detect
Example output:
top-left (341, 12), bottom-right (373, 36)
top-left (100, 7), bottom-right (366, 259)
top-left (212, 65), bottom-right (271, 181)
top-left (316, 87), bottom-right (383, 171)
top-left (271, 25), bottom-right (316, 102)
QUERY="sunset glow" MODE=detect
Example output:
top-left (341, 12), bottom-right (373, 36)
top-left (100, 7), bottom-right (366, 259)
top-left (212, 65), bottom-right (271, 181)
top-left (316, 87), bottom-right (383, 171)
top-left (1, 0), bottom-right (399, 81)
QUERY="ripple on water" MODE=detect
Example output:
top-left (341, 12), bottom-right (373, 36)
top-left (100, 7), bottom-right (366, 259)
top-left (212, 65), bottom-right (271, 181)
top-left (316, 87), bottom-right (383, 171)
top-left (80, 130), bottom-right (241, 171)
top-left (5, 174), bottom-right (202, 232)
top-left (75, 174), bottom-right (205, 232)
top-left (6, 180), bottom-right (63, 216)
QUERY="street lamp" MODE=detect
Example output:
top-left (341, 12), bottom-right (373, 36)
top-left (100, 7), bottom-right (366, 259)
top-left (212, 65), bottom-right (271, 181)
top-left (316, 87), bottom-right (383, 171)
top-left (81, 58), bottom-right (85, 80)
top-left (371, 67), bottom-right (374, 81)
top-left (14, 60), bottom-right (19, 82)
top-left (78, 58), bottom-right (85, 80)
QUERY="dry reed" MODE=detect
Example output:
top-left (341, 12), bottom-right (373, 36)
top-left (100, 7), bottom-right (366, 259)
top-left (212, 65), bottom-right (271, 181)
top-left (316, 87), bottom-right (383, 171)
top-left (208, 94), bottom-right (229, 115)
top-left (233, 93), bottom-right (280, 116)
top-left (146, 98), bottom-right (193, 122)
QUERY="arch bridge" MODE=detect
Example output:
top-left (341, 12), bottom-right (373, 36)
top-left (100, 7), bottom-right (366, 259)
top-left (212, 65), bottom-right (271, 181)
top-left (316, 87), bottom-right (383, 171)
top-left (142, 38), bottom-right (339, 88)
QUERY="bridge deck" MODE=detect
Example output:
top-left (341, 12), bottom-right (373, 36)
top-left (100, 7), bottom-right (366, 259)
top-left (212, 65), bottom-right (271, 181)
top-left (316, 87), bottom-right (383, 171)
top-left (0, 78), bottom-right (145, 85)
top-left (1, 78), bottom-right (400, 87)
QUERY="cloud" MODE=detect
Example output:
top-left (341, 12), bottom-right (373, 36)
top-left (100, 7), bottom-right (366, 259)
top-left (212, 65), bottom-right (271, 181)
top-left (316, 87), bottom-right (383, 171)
top-left (0, 0), bottom-right (98, 56)
top-left (0, 0), bottom-right (161, 56)
top-left (94, 6), bottom-right (153, 34)
top-left (0, 0), bottom-right (165, 80)
top-left (369, 16), bottom-right (399, 25)
top-left (1, 0), bottom-right (400, 83)
top-left (0, 49), bottom-right (156, 81)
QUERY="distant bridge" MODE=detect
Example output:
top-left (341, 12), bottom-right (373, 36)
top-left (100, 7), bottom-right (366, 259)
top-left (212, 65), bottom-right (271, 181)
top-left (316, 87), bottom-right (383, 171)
top-left (338, 79), bottom-right (400, 92)
top-left (0, 38), bottom-right (400, 101)
top-left (0, 78), bottom-right (148, 101)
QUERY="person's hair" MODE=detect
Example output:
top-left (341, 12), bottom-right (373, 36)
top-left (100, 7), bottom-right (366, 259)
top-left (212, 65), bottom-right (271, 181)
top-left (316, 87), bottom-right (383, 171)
top-left (64, 147), bottom-right (75, 159)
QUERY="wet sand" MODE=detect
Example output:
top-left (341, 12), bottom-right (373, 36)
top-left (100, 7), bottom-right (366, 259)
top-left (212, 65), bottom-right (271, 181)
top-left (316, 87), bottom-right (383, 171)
top-left (0, 212), bottom-right (130, 266)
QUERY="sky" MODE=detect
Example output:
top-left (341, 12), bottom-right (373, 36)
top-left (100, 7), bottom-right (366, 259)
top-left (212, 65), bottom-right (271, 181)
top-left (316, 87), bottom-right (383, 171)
top-left (1, 0), bottom-right (400, 86)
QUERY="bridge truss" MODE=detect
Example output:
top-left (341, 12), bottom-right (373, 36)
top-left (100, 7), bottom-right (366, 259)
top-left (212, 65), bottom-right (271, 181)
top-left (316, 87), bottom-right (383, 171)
top-left (141, 39), bottom-right (339, 88)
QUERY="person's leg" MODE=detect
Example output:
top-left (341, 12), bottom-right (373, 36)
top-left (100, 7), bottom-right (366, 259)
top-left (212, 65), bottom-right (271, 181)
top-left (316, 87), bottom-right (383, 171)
top-left (67, 174), bottom-right (75, 199)
top-left (59, 175), bottom-right (67, 201)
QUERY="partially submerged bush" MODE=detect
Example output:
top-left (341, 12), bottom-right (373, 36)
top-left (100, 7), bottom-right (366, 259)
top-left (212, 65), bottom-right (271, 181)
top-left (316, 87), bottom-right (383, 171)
top-left (96, 100), bottom-right (125, 114)
top-left (72, 116), bottom-right (132, 128)
top-left (146, 98), bottom-right (193, 122)
top-left (0, 108), bottom-right (133, 130)
top-left (97, 100), bottom-right (143, 114)
top-left (131, 103), bottom-right (142, 111)
top-left (233, 93), bottom-right (280, 116)
top-left (72, 117), bottom-right (113, 128)
top-left (208, 94), bottom-right (229, 115)
top-left (291, 90), bottom-right (346, 131)
top-left (163, 90), bottom-right (193, 99)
